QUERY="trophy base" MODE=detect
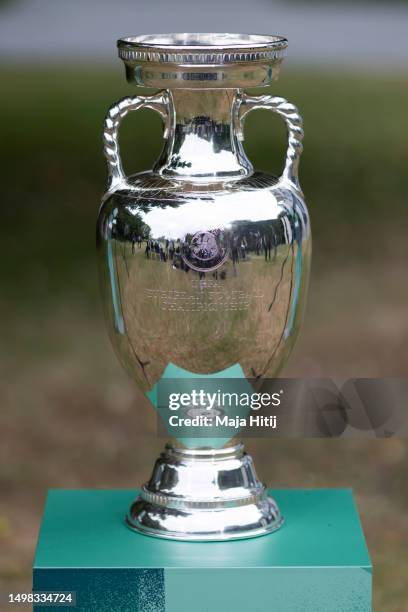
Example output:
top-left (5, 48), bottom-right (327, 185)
top-left (126, 443), bottom-right (283, 541)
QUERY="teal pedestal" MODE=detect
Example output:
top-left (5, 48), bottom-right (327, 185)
top-left (33, 489), bottom-right (372, 611)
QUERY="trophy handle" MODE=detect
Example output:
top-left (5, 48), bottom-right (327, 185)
top-left (236, 93), bottom-right (304, 190)
top-left (103, 91), bottom-right (171, 190)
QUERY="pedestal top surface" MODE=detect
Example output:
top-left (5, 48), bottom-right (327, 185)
top-left (34, 489), bottom-right (371, 570)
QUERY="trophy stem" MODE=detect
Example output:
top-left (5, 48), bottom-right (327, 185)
top-left (126, 443), bottom-right (284, 541)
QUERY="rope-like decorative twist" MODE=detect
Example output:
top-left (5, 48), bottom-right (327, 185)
top-left (118, 47), bottom-right (287, 65)
top-left (140, 486), bottom-right (267, 510)
top-left (103, 91), bottom-right (170, 190)
top-left (236, 94), bottom-right (304, 190)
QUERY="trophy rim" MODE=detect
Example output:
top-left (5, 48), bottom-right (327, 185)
top-left (117, 32), bottom-right (288, 64)
top-left (117, 33), bottom-right (287, 88)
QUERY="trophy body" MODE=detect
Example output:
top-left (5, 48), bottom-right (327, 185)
top-left (97, 34), bottom-right (311, 540)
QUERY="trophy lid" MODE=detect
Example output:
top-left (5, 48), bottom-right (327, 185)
top-left (117, 33), bottom-right (288, 89)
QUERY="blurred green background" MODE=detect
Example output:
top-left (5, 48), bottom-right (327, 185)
top-left (1, 63), bottom-right (407, 611)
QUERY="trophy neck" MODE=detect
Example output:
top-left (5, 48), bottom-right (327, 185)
top-left (153, 89), bottom-right (253, 182)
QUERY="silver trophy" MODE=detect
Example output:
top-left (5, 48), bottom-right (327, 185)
top-left (97, 34), bottom-right (311, 540)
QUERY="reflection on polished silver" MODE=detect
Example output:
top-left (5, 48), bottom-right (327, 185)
top-left (97, 33), bottom-right (311, 540)
top-left (126, 444), bottom-right (283, 541)
top-left (117, 33), bottom-right (287, 88)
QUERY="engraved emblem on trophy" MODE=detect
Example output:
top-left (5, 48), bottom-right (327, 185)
top-left (182, 230), bottom-right (228, 272)
top-left (97, 33), bottom-right (311, 540)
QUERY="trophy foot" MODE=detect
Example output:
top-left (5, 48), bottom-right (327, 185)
top-left (126, 443), bottom-right (284, 541)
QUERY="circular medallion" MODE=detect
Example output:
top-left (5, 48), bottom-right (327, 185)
top-left (181, 230), bottom-right (229, 272)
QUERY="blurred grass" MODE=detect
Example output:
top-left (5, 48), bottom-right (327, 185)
top-left (0, 67), bottom-right (408, 610)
